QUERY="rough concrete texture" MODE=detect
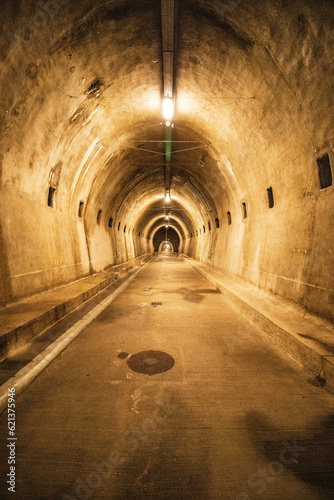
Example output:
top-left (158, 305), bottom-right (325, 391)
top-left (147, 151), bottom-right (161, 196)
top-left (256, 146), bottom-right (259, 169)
top-left (0, 253), bottom-right (151, 360)
top-left (183, 255), bottom-right (334, 394)
top-left (0, 0), bottom-right (333, 322)
top-left (0, 256), bottom-right (333, 499)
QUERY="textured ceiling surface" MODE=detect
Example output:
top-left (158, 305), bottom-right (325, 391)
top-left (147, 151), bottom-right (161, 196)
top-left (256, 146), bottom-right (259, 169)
top-left (0, 0), bottom-right (333, 317)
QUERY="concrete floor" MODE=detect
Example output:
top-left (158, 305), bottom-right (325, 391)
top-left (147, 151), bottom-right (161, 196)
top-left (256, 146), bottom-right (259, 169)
top-left (0, 255), bottom-right (333, 500)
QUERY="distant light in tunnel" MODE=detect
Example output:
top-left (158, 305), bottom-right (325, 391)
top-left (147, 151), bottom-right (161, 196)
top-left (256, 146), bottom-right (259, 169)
top-left (165, 192), bottom-right (171, 202)
top-left (165, 215), bottom-right (169, 220)
top-left (165, 225), bottom-right (169, 228)
top-left (163, 98), bottom-right (173, 121)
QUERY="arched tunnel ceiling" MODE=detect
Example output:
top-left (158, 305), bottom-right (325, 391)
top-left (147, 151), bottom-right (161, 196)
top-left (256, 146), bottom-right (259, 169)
top-left (136, 199), bottom-right (193, 237)
top-left (0, 0), bottom-right (333, 319)
top-left (2, 0), bottom-right (333, 240)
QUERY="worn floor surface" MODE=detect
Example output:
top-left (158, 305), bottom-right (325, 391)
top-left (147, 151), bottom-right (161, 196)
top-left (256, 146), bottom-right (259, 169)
top-left (0, 255), bottom-right (333, 499)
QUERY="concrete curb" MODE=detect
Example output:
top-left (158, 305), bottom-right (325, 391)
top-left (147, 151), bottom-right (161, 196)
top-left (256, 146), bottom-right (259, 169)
top-left (183, 256), bottom-right (334, 395)
top-left (0, 259), bottom-right (151, 413)
top-left (0, 253), bottom-right (152, 361)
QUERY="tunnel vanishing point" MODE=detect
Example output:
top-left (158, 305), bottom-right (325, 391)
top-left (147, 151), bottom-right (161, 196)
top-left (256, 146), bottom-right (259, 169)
top-left (0, 0), bottom-right (334, 498)
top-left (0, 0), bottom-right (333, 320)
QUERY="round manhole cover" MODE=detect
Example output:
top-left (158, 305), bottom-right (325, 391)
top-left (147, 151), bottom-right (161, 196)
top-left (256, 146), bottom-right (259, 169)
top-left (127, 350), bottom-right (175, 376)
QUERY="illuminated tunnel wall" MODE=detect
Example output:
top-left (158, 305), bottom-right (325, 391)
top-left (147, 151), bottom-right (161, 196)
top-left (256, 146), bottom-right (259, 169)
top-left (0, 0), bottom-right (333, 322)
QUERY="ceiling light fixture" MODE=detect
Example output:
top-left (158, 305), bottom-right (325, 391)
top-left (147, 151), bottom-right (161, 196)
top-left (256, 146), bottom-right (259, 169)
top-left (163, 97), bottom-right (173, 121)
top-left (165, 191), bottom-right (170, 202)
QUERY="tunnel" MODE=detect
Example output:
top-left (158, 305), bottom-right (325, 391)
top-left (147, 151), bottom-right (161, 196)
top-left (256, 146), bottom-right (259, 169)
top-left (154, 227), bottom-right (179, 253)
top-left (0, 0), bottom-right (333, 498)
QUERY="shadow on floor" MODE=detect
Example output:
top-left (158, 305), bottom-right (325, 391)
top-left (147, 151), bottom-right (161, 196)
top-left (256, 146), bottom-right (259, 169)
top-left (244, 411), bottom-right (334, 492)
top-left (171, 287), bottom-right (220, 303)
top-left (104, 391), bottom-right (212, 500)
top-left (297, 333), bottom-right (334, 355)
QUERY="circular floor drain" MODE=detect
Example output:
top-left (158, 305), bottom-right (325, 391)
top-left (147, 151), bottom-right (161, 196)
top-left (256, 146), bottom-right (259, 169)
top-left (127, 350), bottom-right (175, 376)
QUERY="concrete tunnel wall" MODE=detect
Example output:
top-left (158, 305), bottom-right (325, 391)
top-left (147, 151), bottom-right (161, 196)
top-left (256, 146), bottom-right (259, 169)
top-left (0, 0), bottom-right (333, 322)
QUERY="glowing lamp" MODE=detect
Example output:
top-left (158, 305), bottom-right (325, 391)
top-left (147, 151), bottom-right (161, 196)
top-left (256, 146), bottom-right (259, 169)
top-left (163, 98), bottom-right (173, 121)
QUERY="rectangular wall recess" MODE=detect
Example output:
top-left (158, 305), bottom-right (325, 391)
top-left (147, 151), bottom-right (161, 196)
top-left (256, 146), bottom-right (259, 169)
top-left (317, 153), bottom-right (332, 189)
top-left (78, 201), bottom-right (84, 217)
top-left (242, 202), bottom-right (247, 219)
top-left (267, 187), bottom-right (274, 208)
top-left (97, 209), bottom-right (102, 224)
top-left (47, 187), bottom-right (56, 207)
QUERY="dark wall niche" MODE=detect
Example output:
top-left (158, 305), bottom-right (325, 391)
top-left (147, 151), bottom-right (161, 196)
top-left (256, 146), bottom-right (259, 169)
top-left (203, 225), bottom-right (206, 233)
top-left (47, 186), bottom-right (56, 207)
top-left (317, 153), bottom-right (332, 189)
top-left (97, 209), bottom-right (102, 224)
top-left (47, 161), bottom-right (62, 207)
top-left (208, 221), bottom-right (211, 231)
top-left (108, 217), bottom-right (113, 228)
top-left (242, 202), bottom-right (247, 219)
top-left (78, 201), bottom-right (84, 217)
top-left (227, 211), bottom-right (232, 225)
top-left (215, 218), bottom-right (220, 228)
top-left (267, 187), bottom-right (274, 208)
top-left (118, 222), bottom-right (121, 231)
